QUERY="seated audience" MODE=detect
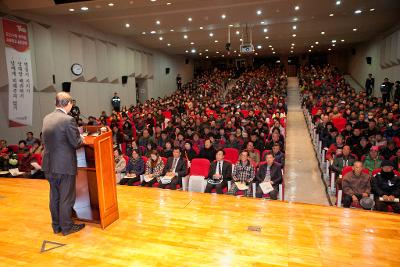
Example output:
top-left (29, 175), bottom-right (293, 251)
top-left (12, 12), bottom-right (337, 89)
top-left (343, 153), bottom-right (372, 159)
top-left (204, 149), bottom-right (232, 194)
top-left (198, 139), bottom-right (216, 162)
top-left (341, 161), bottom-right (371, 208)
top-left (371, 160), bottom-right (400, 213)
top-left (255, 152), bottom-right (282, 200)
top-left (363, 146), bottom-right (382, 173)
top-left (227, 150), bottom-right (255, 197)
top-left (119, 149), bottom-right (145, 186)
top-left (25, 131), bottom-right (37, 146)
top-left (159, 147), bottom-right (187, 190)
top-left (331, 145), bottom-right (356, 176)
top-left (246, 141), bottom-right (260, 164)
top-left (0, 139), bottom-right (10, 171)
top-left (271, 143), bottom-right (285, 167)
top-left (114, 147), bottom-right (126, 183)
top-left (141, 150), bottom-right (165, 187)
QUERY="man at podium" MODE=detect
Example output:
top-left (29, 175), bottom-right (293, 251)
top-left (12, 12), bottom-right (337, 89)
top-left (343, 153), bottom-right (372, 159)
top-left (42, 92), bottom-right (85, 236)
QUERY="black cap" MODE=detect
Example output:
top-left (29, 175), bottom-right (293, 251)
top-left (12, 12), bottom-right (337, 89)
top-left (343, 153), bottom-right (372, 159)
top-left (381, 160), bottom-right (394, 168)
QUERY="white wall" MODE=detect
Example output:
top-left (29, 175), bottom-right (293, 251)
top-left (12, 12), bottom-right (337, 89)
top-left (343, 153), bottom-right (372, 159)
top-left (347, 25), bottom-right (400, 97)
top-left (0, 11), bottom-right (193, 143)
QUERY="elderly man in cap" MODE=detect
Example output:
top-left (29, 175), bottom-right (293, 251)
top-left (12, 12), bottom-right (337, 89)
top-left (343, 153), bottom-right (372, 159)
top-left (342, 161), bottom-right (371, 208)
top-left (371, 160), bottom-right (400, 213)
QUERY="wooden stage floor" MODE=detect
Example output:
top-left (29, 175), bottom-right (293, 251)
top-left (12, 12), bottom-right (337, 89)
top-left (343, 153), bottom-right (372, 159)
top-left (0, 178), bottom-right (399, 267)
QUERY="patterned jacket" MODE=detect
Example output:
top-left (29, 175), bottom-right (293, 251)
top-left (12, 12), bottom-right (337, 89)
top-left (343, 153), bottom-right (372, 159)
top-left (233, 160), bottom-right (255, 183)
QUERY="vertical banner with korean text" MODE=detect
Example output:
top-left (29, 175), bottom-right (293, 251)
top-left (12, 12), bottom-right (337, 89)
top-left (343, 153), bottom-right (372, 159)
top-left (2, 18), bottom-right (33, 127)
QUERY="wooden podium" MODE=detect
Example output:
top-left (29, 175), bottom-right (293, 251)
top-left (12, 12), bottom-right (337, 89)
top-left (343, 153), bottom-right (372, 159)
top-left (74, 126), bottom-right (119, 229)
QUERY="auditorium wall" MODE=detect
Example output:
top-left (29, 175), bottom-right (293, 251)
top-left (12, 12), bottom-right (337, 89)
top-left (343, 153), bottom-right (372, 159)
top-left (347, 24), bottom-right (400, 97)
top-left (0, 11), bottom-right (193, 143)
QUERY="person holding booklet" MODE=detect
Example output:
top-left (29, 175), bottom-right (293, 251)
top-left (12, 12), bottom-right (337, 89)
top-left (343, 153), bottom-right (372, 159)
top-left (227, 150), bottom-right (255, 197)
top-left (119, 149), bottom-right (145, 186)
top-left (204, 149), bottom-right (232, 194)
top-left (141, 150), bottom-right (164, 187)
top-left (159, 147), bottom-right (187, 190)
top-left (255, 152), bottom-right (282, 200)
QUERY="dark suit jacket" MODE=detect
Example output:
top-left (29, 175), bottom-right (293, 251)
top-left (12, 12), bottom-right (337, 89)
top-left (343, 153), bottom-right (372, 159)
top-left (42, 109), bottom-right (83, 176)
top-left (162, 156), bottom-right (187, 178)
top-left (255, 162), bottom-right (282, 185)
top-left (206, 160), bottom-right (232, 181)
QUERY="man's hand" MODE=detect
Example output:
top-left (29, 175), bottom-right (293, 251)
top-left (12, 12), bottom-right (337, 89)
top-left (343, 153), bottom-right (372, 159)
top-left (352, 195), bottom-right (359, 203)
top-left (388, 195), bottom-right (395, 202)
top-left (362, 193), bottom-right (369, 198)
top-left (213, 174), bottom-right (222, 179)
top-left (382, 195), bottom-right (389, 201)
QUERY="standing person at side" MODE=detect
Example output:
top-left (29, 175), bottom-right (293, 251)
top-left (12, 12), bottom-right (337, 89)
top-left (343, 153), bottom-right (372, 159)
top-left (365, 73), bottom-right (374, 97)
top-left (111, 92), bottom-right (121, 112)
top-left (176, 74), bottom-right (182, 90)
top-left (380, 78), bottom-right (393, 104)
top-left (41, 92), bottom-right (85, 236)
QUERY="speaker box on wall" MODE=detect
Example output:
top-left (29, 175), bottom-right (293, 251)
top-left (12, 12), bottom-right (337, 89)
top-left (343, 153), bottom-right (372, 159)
top-left (351, 48), bottom-right (356, 55)
top-left (122, 76), bottom-right (128, 84)
top-left (366, 57), bottom-right (372, 65)
top-left (62, 82), bottom-right (71, 92)
top-left (185, 59), bottom-right (189, 64)
top-left (165, 67), bottom-right (170, 75)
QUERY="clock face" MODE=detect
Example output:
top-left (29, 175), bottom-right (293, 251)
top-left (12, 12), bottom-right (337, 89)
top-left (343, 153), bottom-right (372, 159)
top-left (71, 63), bottom-right (83, 76)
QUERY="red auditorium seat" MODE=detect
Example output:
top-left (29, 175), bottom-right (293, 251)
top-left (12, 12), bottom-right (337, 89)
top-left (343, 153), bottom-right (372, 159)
top-left (223, 148), bottom-right (239, 164)
top-left (187, 158), bottom-right (210, 192)
top-left (8, 145), bottom-right (18, 153)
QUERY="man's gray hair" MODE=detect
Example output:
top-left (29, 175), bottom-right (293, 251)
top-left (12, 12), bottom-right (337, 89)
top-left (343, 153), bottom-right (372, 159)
top-left (56, 92), bottom-right (72, 107)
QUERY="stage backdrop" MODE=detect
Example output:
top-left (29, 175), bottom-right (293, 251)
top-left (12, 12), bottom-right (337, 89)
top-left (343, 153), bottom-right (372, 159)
top-left (2, 18), bottom-right (33, 127)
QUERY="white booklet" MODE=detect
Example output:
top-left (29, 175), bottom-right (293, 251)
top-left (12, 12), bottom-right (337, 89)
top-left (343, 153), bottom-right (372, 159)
top-left (259, 181), bottom-right (274, 194)
top-left (9, 168), bottom-right (24, 177)
top-left (30, 162), bottom-right (41, 170)
top-left (76, 147), bottom-right (87, 168)
top-left (144, 175), bottom-right (154, 182)
top-left (235, 182), bottom-right (249, 191)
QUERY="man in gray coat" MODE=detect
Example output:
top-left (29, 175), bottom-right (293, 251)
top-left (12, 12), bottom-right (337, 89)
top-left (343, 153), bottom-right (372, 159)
top-left (42, 92), bottom-right (85, 235)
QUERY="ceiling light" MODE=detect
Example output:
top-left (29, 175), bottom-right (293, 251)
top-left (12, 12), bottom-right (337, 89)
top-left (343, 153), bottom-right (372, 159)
top-left (292, 25), bottom-right (297, 30)
top-left (236, 31), bottom-right (240, 35)
top-left (167, 43), bottom-right (171, 46)
top-left (257, 45), bottom-right (262, 49)
top-left (310, 45), bottom-right (314, 48)
top-left (291, 43), bottom-right (295, 46)
top-left (292, 34), bottom-right (296, 37)
top-left (199, 52), bottom-right (202, 55)
top-left (205, 49), bottom-right (209, 52)
top-left (256, 10), bottom-right (262, 15)
top-left (69, 8), bottom-right (75, 12)
top-left (332, 39), bottom-right (336, 43)
top-left (167, 2), bottom-right (172, 5)
top-left (125, 23), bottom-right (130, 28)
top-left (184, 35), bottom-right (188, 39)
top-left (199, 26), bottom-right (204, 30)
top-left (293, 17), bottom-right (298, 21)
top-left (290, 47), bottom-right (294, 49)
top-left (170, 29), bottom-right (174, 32)
top-left (329, 13), bottom-right (334, 17)
top-left (191, 49), bottom-right (196, 53)
top-left (290, 50), bottom-right (293, 53)
top-left (150, 31), bottom-right (156, 34)
top-left (239, 38), bottom-right (243, 41)
top-left (214, 40), bottom-right (219, 43)
top-left (315, 41), bottom-right (319, 44)
top-left (328, 48), bottom-right (332, 51)
top-left (265, 36), bottom-right (269, 39)
top-left (263, 28), bottom-right (268, 33)
top-left (222, 55), bottom-right (225, 57)
top-left (142, 32), bottom-right (146, 35)
top-left (321, 31), bottom-right (325, 35)
top-left (108, 3), bottom-right (114, 6)
top-left (336, 1), bottom-right (341, 5)
top-left (271, 48), bottom-right (274, 50)
top-left (221, 14), bottom-right (226, 19)
top-left (354, 9), bottom-right (362, 14)
top-left (185, 50), bottom-right (189, 53)
top-left (229, 24), bottom-right (234, 27)
top-left (261, 21), bottom-right (265, 24)
top-left (81, 7), bottom-right (89, 11)
top-left (190, 42), bottom-right (194, 45)
top-left (188, 17), bottom-right (192, 21)
top-left (308, 49), bottom-right (312, 52)
top-left (294, 6), bottom-right (300, 11)
top-left (370, 8), bottom-right (375, 12)
top-left (151, 0), bottom-right (157, 2)
top-left (206, 56), bottom-right (209, 58)
top-left (272, 51), bottom-right (276, 54)
top-left (129, 0), bottom-right (134, 3)
top-left (341, 39), bottom-right (345, 42)
top-left (209, 33), bottom-right (214, 37)
top-left (216, 51), bottom-right (220, 54)
top-left (332, 44), bottom-right (336, 46)
top-left (159, 37), bottom-right (163, 41)
top-left (156, 20), bottom-right (161, 25)
top-left (353, 28), bottom-right (357, 31)
top-left (269, 45), bottom-right (272, 48)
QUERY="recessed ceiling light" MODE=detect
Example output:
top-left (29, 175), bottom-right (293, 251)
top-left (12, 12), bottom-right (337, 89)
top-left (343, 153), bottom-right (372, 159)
top-left (291, 43), bottom-right (295, 46)
top-left (229, 24), bottom-right (234, 27)
top-left (125, 23), bottom-right (130, 28)
top-left (308, 49), bottom-right (312, 52)
top-left (271, 48), bottom-right (274, 50)
top-left (184, 34), bottom-right (188, 39)
top-left (69, 8), bottom-right (75, 11)
top-left (353, 28), bottom-right (357, 31)
top-left (142, 32), bottom-right (146, 35)
top-left (290, 50), bottom-right (293, 53)
top-left (292, 25), bottom-right (297, 30)
top-left (222, 55), bottom-right (225, 57)
top-left (265, 36), bottom-right (269, 39)
top-left (321, 31), bottom-right (325, 35)
top-left (129, 0), bottom-right (134, 4)
top-left (354, 9), bottom-right (362, 14)
top-left (236, 31), bottom-right (240, 35)
top-left (170, 29), bottom-right (174, 32)
top-left (292, 34), bottom-right (296, 37)
top-left (294, 5), bottom-right (300, 11)
top-left (214, 40), bottom-right (219, 43)
top-left (191, 49), bottom-right (196, 53)
top-left (199, 52), bottom-right (202, 55)
top-left (185, 50), bottom-right (189, 53)
top-left (329, 13), bottom-right (334, 17)
top-left (341, 39), bottom-right (345, 42)
top-left (167, 2), bottom-right (172, 5)
top-left (256, 10), bottom-right (262, 15)
top-left (150, 30), bottom-right (156, 34)
top-left (239, 38), bottom-right (243, 41)
top-left (159, 37), bottom-right (163, 40)
top-left (209, 33), bottom-right (214, 37)
top-left (167, 43), bottom-right (171, 46)
top-left (199, 26), bottom-right (204, 30)
top-left (263, 28), bottom-right (268, 33)
top-left (290, 47), bottom-right (294, 49)
top-left (188, 17), bottom-right (192, 21)
top-left (257, 45), bottom-right (262, 49)
top-left (269, 45), bottom-right (272, 48)
top-left (81, 6), bottom-right (89, 11)
top-left (370, 8), bottom-right (375, 12)
top-left (206, 56), bottom-right (209, 58)
top-left (336, 1), bottom-right (341, 5)
top-left (332, 39), bottom-right (336, 43)
top-left (151, 0), bottom-right (156, 2)
top-left (272, 51), bottom-right (276, 54)
top-left (261, 21), bottom-right (265, 24)
top-left (293, 17), bottom-right (298, 21)
top-left (156, 20), bottom-right (161, 25)
top-left (255, 52), bottom-right (258, 55)
top-left (328, 48), bottom-right (332, 51)
top-left (315, 41), bottom-right (319, 44)
top-left (332, 44), bottom-right (336, 47)
top-left (205, 49), bottom-right (209, 52)
top-left (234, 50), bottom-right (237, 53)
top-left (108, 3), bottom-right (114, 6)
top-left (221, 14), bottom-right (226, 19)
top-left (216, 51), bottom-right (220, 54)
top-left (310, 45), bottom-right (314, 48)
top-left (190, 42), bottom-right (195, 45)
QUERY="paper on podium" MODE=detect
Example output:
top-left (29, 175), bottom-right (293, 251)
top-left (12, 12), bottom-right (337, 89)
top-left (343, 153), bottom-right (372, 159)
top-left (260, 181), bottom-right (274, 194)
top-left (76, 147), bottom-right (87, 167)
top-left (235, 182), bottom-right (249, 191)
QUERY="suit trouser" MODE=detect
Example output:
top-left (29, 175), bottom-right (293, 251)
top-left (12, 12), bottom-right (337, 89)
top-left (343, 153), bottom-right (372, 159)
top-left (141, 178), bottom-right (158, 187)
top-left (375, 198), bottom-right (400, 213)
top-left (256, 184), bottom-right (279, 200)
top-left (119, 177), bottom-right (140, 186)
top-left (204, 181), bottom-right (228, 194)
top-left (46, 173), bottom-right (76, 233)
top-left (343, 193), bottom-right (362, 208)
top-left (159, 176), bottom-right (182, 190)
